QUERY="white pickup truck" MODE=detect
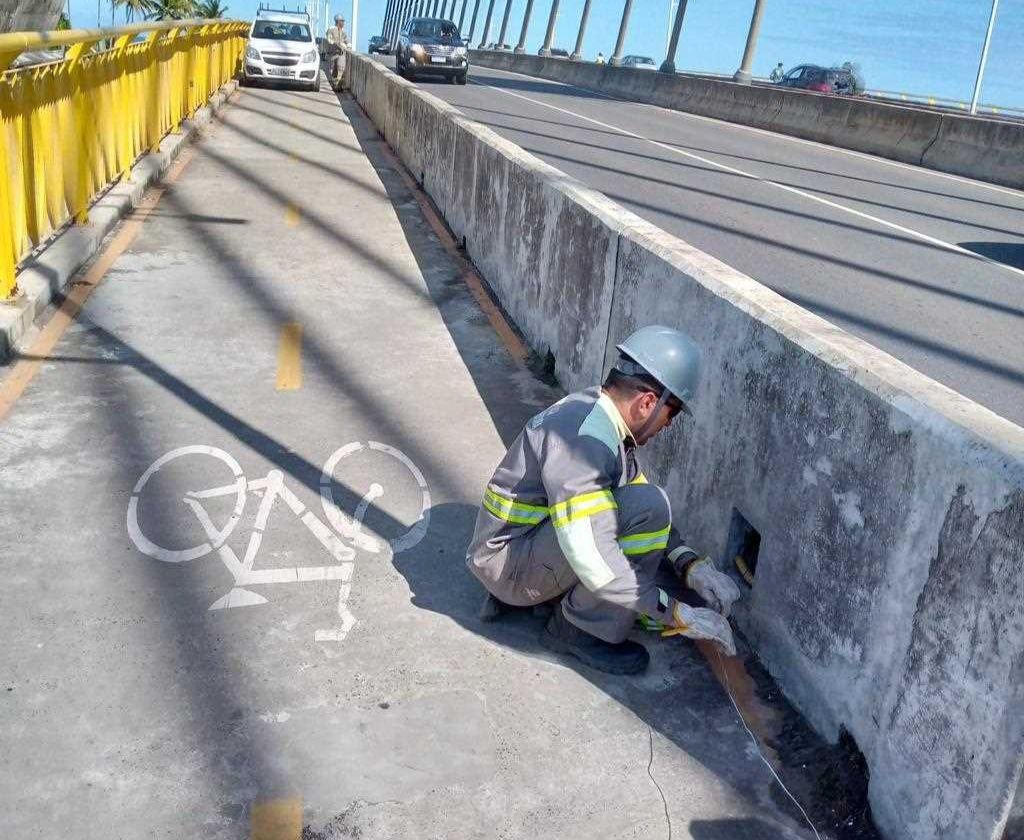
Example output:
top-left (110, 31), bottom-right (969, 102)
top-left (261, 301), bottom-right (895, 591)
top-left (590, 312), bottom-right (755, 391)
top-left (242, 7), bottom-right (321, 92)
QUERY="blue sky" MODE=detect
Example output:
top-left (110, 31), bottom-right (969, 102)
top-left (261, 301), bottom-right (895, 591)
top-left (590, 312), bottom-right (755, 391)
top-left (69, 0), bottom-right (1023, 107)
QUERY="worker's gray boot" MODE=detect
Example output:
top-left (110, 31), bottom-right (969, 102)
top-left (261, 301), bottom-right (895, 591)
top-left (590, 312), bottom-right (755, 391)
top-left (540, 605), bottom-right (649, 675)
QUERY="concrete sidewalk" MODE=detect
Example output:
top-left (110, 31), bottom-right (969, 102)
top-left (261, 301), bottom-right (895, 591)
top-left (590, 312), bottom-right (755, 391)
top-left (1, 80), bottom-right (823, 838)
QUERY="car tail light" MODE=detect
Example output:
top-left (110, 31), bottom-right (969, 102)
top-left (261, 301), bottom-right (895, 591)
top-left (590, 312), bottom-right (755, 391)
top-left (809, 82), bottom-right (830, 92)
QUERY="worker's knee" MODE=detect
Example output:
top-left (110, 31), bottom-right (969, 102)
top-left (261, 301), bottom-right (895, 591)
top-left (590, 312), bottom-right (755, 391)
top-left (612, 483), bottom-right (670, 535)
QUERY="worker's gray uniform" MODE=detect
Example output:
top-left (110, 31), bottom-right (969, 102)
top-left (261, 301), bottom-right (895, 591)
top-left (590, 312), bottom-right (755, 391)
top-left (325, 26), bottom-right (349, 80)
top-left (466, 387), bottom-right (690, 643)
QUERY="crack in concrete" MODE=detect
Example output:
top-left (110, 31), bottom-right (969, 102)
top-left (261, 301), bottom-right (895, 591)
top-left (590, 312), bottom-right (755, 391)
top-left (646, 727), bottom-right (672, 840)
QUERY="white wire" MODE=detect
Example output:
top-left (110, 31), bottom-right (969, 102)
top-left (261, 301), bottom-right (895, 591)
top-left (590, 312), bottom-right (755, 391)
top-left (716, 649), bottom-right (824, 840)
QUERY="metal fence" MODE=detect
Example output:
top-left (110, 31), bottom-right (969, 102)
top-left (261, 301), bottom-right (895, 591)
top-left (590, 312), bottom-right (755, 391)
top-left (0, 20), bottom-right (248, 298)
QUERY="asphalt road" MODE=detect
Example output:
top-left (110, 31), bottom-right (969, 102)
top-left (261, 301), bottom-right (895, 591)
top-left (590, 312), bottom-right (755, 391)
top-left (381, 58), bottom-right (1024, 428)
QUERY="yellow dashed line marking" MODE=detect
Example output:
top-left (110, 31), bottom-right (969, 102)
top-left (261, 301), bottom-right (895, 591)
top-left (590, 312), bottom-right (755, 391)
top-left (250, 797), bottom-right (302, 840)
top-left (285, 202), bottom-right (301, 227)
top-left (275, 322), bottom-right (303, 390)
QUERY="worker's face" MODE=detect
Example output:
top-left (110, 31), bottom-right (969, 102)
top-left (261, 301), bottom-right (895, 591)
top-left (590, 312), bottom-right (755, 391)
top-left (631, 390), bottom-right (685, 445)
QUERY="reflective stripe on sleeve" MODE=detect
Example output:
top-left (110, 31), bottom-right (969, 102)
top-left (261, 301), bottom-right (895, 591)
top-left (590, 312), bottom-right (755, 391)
top-left (482, 487), bottom-right (549, 525)
top-left (550, 489), bottom-right (617, 528)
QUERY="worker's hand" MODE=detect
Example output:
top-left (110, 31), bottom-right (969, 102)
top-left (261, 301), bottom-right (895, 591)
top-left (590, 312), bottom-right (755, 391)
top-left (686, 557), bottom-right (741, 617)
top-left (669, 602), bottom-right (737, 657)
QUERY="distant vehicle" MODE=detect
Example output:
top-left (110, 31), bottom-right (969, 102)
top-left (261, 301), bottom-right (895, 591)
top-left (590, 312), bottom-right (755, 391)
top-left (396, 17), bottom-right (469, 84)
top-left (243, 6), bottom-right (321, 92)
top-left (622, 55), bottom-right (657, 70)
top-left (368, 35), bottom-right (389, 54)
top-left (550, 47), bottom-right (569, 57)
top-left (775, 64), bottom-right (859, 95)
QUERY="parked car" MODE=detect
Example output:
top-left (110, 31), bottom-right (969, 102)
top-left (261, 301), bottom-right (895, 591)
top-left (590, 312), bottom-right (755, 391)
top-left (622, 54), bottom-right (657, 70)
top-left (396, 17), bottom-right (469, 84)
top-left (368, 35), bottom-right (389, 54)
top-left (242, 7), bottom-right (320, 92)
top-left (775, 64), bottom-right (858, 95)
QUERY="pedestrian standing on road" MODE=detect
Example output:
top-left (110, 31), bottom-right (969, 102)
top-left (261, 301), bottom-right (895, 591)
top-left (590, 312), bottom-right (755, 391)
top-left (595, 51), bottom-right (606, 64)
top-left (466, 325), bottom-right (740, 675)
top-left (325, 14), bottom-right (350, 87)
top-left (769, 61), bottom-right (785, 82)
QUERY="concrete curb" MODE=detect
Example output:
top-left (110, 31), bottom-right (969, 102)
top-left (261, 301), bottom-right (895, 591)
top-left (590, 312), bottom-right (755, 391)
top-left (349, 53), bottom-right (1024, 840)
top-left (0, 79), bottom-right (239, 362)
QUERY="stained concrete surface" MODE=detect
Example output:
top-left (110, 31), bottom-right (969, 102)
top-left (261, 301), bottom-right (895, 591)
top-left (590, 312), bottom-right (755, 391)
top-left (0, 80), bottom-right (826, 837)
top-left (388, 59), bottom-right (1024, 429)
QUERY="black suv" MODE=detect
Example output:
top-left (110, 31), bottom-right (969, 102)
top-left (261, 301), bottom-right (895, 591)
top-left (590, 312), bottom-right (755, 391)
top-left (396, 17), bottom-right (468, 84)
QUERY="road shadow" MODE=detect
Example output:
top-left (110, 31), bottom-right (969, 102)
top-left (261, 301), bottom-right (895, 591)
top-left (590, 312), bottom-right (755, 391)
top-left (960, 241), bottom-right (1024, 271)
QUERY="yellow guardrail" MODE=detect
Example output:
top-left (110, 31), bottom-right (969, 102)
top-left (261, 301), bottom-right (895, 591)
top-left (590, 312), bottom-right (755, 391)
top-left (0, 20), bottom-right (248, 298)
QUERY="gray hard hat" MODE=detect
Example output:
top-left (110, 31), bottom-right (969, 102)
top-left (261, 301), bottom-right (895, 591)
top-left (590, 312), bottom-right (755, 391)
top-left (615, 325), bottom-right (701, 406)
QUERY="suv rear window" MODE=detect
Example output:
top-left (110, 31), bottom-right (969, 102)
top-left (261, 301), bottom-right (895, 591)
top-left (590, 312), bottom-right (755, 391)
top-left (252, 22), bottom-right (311, 40)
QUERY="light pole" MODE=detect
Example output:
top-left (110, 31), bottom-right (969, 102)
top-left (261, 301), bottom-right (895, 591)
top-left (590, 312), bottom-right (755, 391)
top-left (659, 0), bottom-right (687, 74)
top-left (351, 0), bottom-right (358, 51)
top-left (970, 0), bottom-right (999, 115)
top-left (733, 0), bottom-right (767, 84)
top-left (570, 0), bottom-right (593, 61)
top-left (515, 0), bottom-right (535, 53)
top-left (538, 0), bottom-right (559, 56)
top-left (609, 0), bottom-right (632, 67)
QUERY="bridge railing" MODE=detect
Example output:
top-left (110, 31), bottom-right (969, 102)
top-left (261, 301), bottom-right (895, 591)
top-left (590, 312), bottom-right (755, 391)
top-left (0, 20), bottom-right (248, 298)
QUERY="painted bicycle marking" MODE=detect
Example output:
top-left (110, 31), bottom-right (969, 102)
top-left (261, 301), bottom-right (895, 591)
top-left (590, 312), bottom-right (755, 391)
top-left (126, 443), bottom-right (431, 642)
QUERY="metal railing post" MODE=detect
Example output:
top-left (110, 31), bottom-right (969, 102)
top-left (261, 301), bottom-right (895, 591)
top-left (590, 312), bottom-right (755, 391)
top-left (659, 0), bottom-right (687, 73)
top-left (570, 0), bottom-right (592, 61)
top-left (458, 0), bottom-right (469, 30)
top-left (538, 0), bottom-right (559, 56)
top-left (609, 0), bottom-right (632, 66)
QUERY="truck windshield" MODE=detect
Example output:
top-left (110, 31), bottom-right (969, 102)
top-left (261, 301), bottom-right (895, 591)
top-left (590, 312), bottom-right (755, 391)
top-left (252, 22), bottom-right (311, 41)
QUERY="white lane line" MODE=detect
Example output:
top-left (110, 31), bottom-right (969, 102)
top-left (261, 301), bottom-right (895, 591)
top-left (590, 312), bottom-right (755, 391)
top-left (473, 65), bottom-right (1024, 202)
top-left (469, 77), bottom-right (1024, 282)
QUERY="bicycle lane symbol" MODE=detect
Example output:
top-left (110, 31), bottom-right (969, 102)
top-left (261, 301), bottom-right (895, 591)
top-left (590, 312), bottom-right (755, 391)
top-left (126, 443), bottom-right (431, 642)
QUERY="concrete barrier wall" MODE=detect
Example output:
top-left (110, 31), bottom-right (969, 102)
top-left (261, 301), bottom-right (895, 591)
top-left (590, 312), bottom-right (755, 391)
top-left (469, 51), bottom-right (1024, 190)
top-left (347, 54), bottom-right (1024, 840)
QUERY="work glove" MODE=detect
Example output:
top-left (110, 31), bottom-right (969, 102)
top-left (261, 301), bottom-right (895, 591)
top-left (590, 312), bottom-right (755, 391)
top-left (686, 557), bottom-right (741, 617)
top-left (667, 602), bottom-right (737, 657)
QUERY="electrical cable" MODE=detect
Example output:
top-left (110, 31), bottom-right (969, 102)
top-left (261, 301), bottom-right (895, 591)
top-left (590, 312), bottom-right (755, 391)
top-left (716, 649), bottom-right (823, 840)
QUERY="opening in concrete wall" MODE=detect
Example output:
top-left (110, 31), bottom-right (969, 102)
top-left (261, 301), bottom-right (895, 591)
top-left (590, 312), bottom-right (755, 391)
top-left (726, 508), bottom-right (760, 588)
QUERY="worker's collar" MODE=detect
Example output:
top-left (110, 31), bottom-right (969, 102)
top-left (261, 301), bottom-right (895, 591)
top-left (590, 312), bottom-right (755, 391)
top-left (598, 389), bottom-right (635, 444)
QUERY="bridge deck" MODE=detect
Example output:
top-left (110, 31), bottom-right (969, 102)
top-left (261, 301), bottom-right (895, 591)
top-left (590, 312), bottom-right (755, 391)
top-left (0, 83), bottom-right (831, 838)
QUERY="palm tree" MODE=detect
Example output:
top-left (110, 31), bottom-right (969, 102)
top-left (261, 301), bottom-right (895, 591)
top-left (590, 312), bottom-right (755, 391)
top-left (195, 0), bottom-right (229, 18)
top-left (114, 0), bottom-right (154, 22)
top-left (145, 0), bottom-right (192, 19)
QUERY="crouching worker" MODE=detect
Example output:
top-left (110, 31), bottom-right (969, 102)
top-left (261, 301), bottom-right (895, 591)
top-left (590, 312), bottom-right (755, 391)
top-left (466, 325), bottom-right (740, 675)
